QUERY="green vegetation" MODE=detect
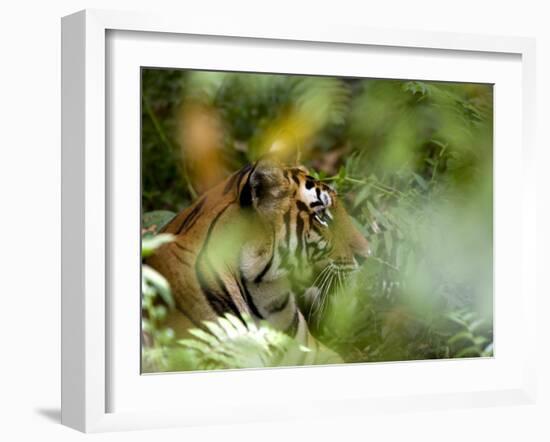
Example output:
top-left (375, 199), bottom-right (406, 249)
top-left (141, 69), bottom-right (493, 371)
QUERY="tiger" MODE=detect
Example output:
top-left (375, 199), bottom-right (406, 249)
top-left (145, 158), bottom-right (371, 365)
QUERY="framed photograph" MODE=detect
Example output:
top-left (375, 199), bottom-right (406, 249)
top-left (61, 9), bottom-right (537, 432)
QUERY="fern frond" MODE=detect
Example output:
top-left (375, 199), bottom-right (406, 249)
top-left (177, 314), bottom-right (309, 370)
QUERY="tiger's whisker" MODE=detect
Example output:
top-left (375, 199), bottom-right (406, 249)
top-left (309, 267), bottom-right (331, 313)
top-left (319, 274), bottom-right (333, 318)
top-left (311, 266), bottom-right (330, 288)
top-left (318, 271), bottom-right (335, 316)
top-left (312, 270), bottom-right (332, 317)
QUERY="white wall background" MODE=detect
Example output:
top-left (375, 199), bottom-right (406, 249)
top-left (0, 1), bottom-right (547, 440)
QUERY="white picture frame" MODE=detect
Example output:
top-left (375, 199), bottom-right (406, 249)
top-left (61, 9), bottom-right (537, 433)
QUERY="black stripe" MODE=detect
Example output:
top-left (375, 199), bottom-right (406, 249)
top-left (307, 237), bottom-right (320, 259)
top-left (224, 164), bottom-right (253, 195)
top-left (285, 311), bottom-right (299, 336)
top-left (315, 187), bottom-right (321, 199)
top-left (253, 227), bottom-right (275, 283)
top-left (236, 164), bottom-right (253, 191)
top-left (217, 277), bottom-right (246, 321)
top-left (233, 277), bottom-right (249, 305)
top-left (169, 249), bottom-right (191, 267)
top-left (201, 287), bottom-right (233, 317)
top-left (284, 170), bottom-right (291, 183)
top-left (175, 197), bottom-right (206, 234)
top-left (222, 171), bottom-right (240, 195)
top-left (308, 243), bottom-right (319, 260)
top-left (240, 277), bottom-right (265, 319)
top-left (196, 270), bottom-right (245, 322)
top-left (295, 214), bottom-right (304, 258)
top-left (239, 168), bottom-right (254, 207)
top-left (173, 242), bottom-right (193, 254)
top-left (266, 293), bottom-right (290, 314)
top-left (254, 253), bottom-right (273, 284)
top-left (296, 200), bottom-right (308, 212)
top-left (291, 172), bottom-right (300, 186)
top-left (310, 216), bottom-right (323, 235)
top-left (283, 209), bottom-right (291, 247)
top-left (195, 201), bottom-right (245, 322)
top-left (310, 201), bottom-right (324, 208)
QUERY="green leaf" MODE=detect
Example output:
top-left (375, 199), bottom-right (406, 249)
top-left (353, 185), bottom-right (371, 209)
top-left (188, 328), bottom-right (221, 347)
top-left (350, 216), bottom-right (369, 237)
top-left (383, 231), bottom-right (393, 257)
top-left (468, 318), bottom-right (486, 333)
top-left (177, 338), bottom-right (210, 353)
top-left (473, 336), bottom-right (489, 347)
top-left (203, 320), bottom-right (231, 341)
top-left (142, 233), bottom-right (175, 258)
top-left (445, 313), bottom-right (470, 329)
top-left (224, 313), bottom-right (248, 334)
top-left (412, 173), bottom-right (429, 191)
top-left (448, 330), bottom-right (474, 346)
top-left (142, 264), bottom-right (174, 309)
top-left (367, 201), bottom-right (391, 230)
top-left (176, 313), bottom-right (309, 370)
top-left (142, 210), bottom-right (176, 235)
top-left (455, 346), bottom-right (482, 358)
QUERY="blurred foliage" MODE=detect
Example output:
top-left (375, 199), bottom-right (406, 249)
top-left (176, 314), bottom-right (310, 371)
top-left (141, 234), bottom-right (176, 372)
top-left (141, 68), bottom-right (493, 371)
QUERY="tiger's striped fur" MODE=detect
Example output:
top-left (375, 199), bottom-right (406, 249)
top-left (146, 159), bottom-right (370, 364)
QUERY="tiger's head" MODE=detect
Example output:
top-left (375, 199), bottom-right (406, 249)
top-left (238, 158), bottom-right (370, 302)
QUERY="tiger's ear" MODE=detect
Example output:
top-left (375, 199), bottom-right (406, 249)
top-left (240, 158), bottom-right (288, 212)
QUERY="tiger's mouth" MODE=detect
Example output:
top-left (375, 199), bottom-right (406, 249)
top-left (305, 261), bottom-right (357, 323)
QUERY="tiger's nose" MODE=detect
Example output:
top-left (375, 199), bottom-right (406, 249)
top-left (349, 245), bottom-right (372, 266)
top-left (354, 242), bottom-right (372, 265)
top-left (350, 234), bottom-right (371, 261)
